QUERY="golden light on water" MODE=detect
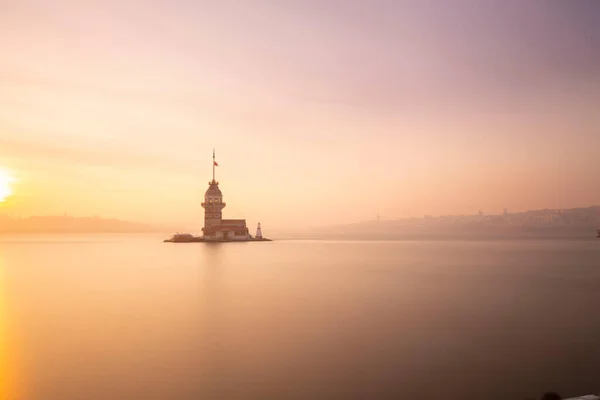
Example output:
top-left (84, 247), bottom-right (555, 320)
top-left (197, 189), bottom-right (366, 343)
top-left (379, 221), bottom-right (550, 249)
top-left (0, 170), bottom-right (15, 203)
top-left (0, 265), bottom-right (17, 400)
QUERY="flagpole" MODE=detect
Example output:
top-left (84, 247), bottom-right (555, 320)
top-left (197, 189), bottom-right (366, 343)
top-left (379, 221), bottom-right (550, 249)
top-left (213, 148), bottom-right (215, 182)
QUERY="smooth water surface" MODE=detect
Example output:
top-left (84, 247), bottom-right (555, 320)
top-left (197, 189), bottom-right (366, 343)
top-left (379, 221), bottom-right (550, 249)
top-left (1, 236), bottom-right (599, 399)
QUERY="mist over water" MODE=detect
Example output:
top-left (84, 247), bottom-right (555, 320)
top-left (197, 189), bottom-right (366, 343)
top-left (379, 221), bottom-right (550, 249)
top-left (2, 236), bottom-right (599, 399)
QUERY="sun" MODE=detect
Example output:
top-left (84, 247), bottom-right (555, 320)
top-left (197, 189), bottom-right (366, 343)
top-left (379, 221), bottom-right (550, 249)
top-left (0, 170), bottom-right (15, 202)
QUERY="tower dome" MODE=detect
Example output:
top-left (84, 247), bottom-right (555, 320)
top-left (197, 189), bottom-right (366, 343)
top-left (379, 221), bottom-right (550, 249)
top-left (205, 181), bottom-right (222, 196)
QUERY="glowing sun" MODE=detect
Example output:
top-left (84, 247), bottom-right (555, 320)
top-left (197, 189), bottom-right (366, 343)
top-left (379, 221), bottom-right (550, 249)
top-left (0, 170), bottom-right (15, 202)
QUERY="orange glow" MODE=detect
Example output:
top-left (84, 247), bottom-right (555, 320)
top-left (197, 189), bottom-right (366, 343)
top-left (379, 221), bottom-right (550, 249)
top-left (0, 169), bottom-right (15, 203)
top-left (0, 263), bottom-right (18, 400)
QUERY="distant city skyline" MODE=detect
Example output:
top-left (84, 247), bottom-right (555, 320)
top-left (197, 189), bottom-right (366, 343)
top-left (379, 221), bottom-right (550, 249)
top-left (0, 204), bottom-right (598, 236)
top-left (1, 1), bottom-right (599, 230)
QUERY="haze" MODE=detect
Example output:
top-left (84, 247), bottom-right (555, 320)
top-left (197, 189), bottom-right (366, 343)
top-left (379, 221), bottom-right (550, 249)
top-left (1, 1), bottom-right (599, 231)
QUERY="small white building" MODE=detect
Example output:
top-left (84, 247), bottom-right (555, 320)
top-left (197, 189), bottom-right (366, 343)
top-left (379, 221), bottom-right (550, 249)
top-left (256, 222), bottom-right (262, 239)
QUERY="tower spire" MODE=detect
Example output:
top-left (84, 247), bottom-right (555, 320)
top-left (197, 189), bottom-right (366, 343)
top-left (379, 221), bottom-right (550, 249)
top-left (213, 148), bottom-right (215, 182)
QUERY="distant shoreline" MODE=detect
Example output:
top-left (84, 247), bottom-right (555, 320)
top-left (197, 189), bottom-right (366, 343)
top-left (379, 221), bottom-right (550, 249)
top-left (276, 234), bottom-right (598, 241)
top-left (0, 233), bottom-right (596, 242)
top-left (2, 206), bottom-right (597, 237)
top-left (0, 215), bottom-right (170, 234)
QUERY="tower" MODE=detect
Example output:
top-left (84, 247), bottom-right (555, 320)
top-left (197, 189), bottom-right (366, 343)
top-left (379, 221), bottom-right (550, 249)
top-left (255, 222), bottom-right (262, 239)
top-left (201, 149), bottom-right (226, 236)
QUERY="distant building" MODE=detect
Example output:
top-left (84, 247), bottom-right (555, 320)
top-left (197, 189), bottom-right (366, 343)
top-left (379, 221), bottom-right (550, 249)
top-left (201, 150), bottom-right (250, 241)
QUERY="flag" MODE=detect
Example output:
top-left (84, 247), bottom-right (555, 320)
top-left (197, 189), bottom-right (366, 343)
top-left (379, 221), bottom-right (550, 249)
top-left (214, 161), bottom-right (218, 166)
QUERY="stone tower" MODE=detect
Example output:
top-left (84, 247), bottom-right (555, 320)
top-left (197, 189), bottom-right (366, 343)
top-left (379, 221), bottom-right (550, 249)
top-left (201, 150), bottom-right (226, 234)
top-left (202, 180), bottom-right (225, 230)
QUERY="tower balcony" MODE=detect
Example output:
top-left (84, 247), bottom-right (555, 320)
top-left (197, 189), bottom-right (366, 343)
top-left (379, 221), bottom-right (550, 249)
top-left (201, 202), bottom-right (226, 208)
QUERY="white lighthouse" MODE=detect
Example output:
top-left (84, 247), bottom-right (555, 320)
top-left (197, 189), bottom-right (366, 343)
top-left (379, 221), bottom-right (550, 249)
top-left (255, 222), bottom-right (262, 239)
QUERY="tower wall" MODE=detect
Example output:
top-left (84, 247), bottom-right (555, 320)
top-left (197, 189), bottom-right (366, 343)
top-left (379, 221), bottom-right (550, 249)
top-left (204, 199), bottom-right (223, 227)
top-left (201, 181), bottom-right (226, 235)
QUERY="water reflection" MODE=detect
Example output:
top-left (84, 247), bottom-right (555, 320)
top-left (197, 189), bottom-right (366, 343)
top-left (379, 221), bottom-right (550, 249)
top-left (1, 237), bottom-right (599, 399)
top-left (0, 257), bottom-right (19, 399)
top-left (197, 243), bottom-right (231, 397)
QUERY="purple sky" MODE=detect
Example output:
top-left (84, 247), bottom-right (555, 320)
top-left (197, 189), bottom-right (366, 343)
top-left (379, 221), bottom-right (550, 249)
top-left (1, 1), bottom-right (599, 228)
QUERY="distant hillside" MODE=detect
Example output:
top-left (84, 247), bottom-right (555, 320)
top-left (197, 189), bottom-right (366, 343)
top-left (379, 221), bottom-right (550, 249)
top-left (0, 215), bottom-right (166, 233)
top-left (307, 206), bottom-right (600, 240)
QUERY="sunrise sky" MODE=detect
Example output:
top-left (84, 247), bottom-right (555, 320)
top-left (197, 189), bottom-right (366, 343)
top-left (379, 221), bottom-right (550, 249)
top-left (1, 1), bottom-right (599, 230)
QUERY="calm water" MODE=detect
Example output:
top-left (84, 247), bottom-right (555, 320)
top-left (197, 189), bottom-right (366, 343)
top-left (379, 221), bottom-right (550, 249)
top-left (1, 236), bottom-right (599, 399)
